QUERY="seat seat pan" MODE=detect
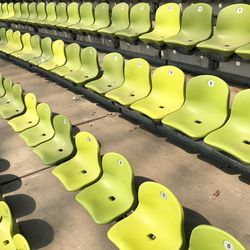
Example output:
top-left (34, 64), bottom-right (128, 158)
top-left (235, 42), bottom-right (250, 60)
top-left (0, 101), bottom-right (24, 119)
top-left (99, 25), bottom-right (128, 35)
top-left (51, 65), bottom-right (79, 77)
top-left (116, 27), bottom-right (145, 41)
top-left (20, 52), bottom-right (40, 61)
top-left (1, 46), bottom-right (22, 54)
top-left (29, 55), bottom-right (51, 65)
top-left (64, 69), bottom-right (97, 85)
top-left (57, 20), bottom-right (79, 28)
top-left (8, 114), bottom-right (39, 132)
top-left (69, 23), bottom-right (92, 31)
top-left (12, 50), bottom-right (32, 58)
top-left (82, 23), bottom-right (109, 32)
top-left (39, 60), bottom-right (64, 71)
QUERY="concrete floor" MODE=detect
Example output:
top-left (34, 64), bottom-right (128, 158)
top-left (0, 59), bottom-right (249, 250)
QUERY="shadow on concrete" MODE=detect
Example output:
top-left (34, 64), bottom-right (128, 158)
top-left (134, 176), bottom-right (156, 195)
top-left (72, 125), bottom-right (80, 136)
top-left (239, 174), bottom-right (250, 185)
top-left (19, 219), bottom-right (54, 250)
top-left (0, 175), bottom-right (22, 191)
top-left (0, 158), bottom-right (10, 172)
top-left (4, 194), bottom-right (36, 218)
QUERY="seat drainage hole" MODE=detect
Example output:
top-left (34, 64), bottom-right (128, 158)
top-left (243, 140), bottom-right (250, 145)
top-left (130, 94), bottom-right (135, 97)
top-left (224, 44), bottom-right (230, 47)
top-left (159, 106), bottom-right (164, 109)
top-left (85, 76), bottom-right (89, 78)
top-left (81, 170), bottom-right (87, 174)
top-left (107, 84), bottom-right (112, 87)
top-left (41, 133), bottom-right (46, 136)
top-left (147, 234), bottom-right (156, 240)
top-left (6, 101), bottom-right (10, 104)
top-left (188, 39), bottom-right (193, 42)
top-left (108, 196), bottom-right (116, 201)
top-left (195, 120), bottom-right (202, 124)
top-left (3, 240), bottom-right (9, 246)
top-left (28, 121), bottom-right (32, 124)
top-left (58, 148), bottom-right (63, 152)
top-left (16, 109), bottom-right (19, 112)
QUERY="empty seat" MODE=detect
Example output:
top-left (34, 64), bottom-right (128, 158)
top-left (52, 131), bottom-right (101, 191)
top-left (0, 28), bottom-right (8, 48)
top-left (11, 33), bottom-right (33, 58)
top-left (19, 2), bottom-right (37, 23)
top-left (0, 78), bottom-right (13, 105)
top-left (64, 47), bottom-right (99, 85)
top-left (0, 201), bottom-right (13, 236)
top-left (8, 93), bottom-right (39, 133)
top-left (164, 3), bottom-right (212, 52)
top-left (8, 2), bottom-right (22, 21)
top-left (108, 181), bottom-right (185, 250)
top-left (162, 75), bottom-right (230, 139)
top-left (98, 3), bottom-right (129, 35)
top-left (33, 115), bottom-right (74, 165)
top-left (51, 2), bottom-right (68, 26)
top-left (105, 58), bottom-right (151, 106)
top-left (131, 66), bottom-right (185, 121)
top-left (0, 2), bottom-right (14, 20)
top-left (197, 4), bottom-right (250, 59)
top-left (115, 3), bottom-right (151, 42)
top-left (19, 103), bottom-right (55, 147)
top-left (75, 152), bottom-right (135, 224)
top-left (0, 30), bottom-right (23, 54)
top-left (85, 52), bottom-right (124, 94)
top-left (235, 42), bottom-right (250, 60)
top-left (36, 2), bottom-right (56, 26)
top-left (189, 225), bottom-right (246, 250)
top-left (12, 2), bottom-right (29, 22)
top-left (28, 2), bottom-right (46, 24)
top-left (140, 3), bottom-right (181, 45)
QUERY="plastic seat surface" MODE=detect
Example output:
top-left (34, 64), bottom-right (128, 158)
top-left (12, 234), bottom-right (30, 250)
top-left (162, 75), bottom-right (230, 139)
top-left (105, 58), bottom-right (151, 106)
top-left (52, 131), bottom-right (101, 191)
top-left (13, 2), bottom-right (29, 21)
top-left (20, 103), bottom-right (55, 147)
top-left (8, 93), bottom-right (39, 133)
top-left (0, 78), bottom-right (13, 105)
top-left (36, 3), bottom-right (56, 26)
top-left (140, 3), bottom-right (181, 45)
top-left (64, 47), bottom-right (99, 85)
top-left (107, 181), bottom-right (185, 250)
top-left (85, 52), bottom-right (124, 94)
top-left (28, 2), bottom-right (46, 23)
top-left (0, 30), bottom-right (23, 54)
top-left (0, 28), bottom-right (8, 48)
top-left (197, 4), bottom-right (250, 58)
top-left (0, 201), bottom-right (13, 237)
top-left (50, 2), bottom-right (68, 26)
top-left (0, 73), bottom-right (4, 97)
top-left (164, 3), bottom-right (212, 51)
top-left (189, 225), bottom-right (246, 250)
top-left (33, 115), bottom-right (74, 165)
top-left (131, 66), bottom-right (185, 121)
top-left (235, 42), bottom-right (250, 60)
top-left (20, 2), bottom-right (37, 23)
top-left (11, 33), bottom-right (32, 58)
top-left (75, 152), bottom-right (135, 224)
top-left (8, 3), bottom-right (21, 21)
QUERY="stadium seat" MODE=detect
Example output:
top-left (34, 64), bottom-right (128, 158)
top-left (64, 47), bottom-right (99, 85)
top-left (107, 181), bottom-right (185, 250)
top-left (0, 73), bottom-right (4, 97)
top-left (0, 78), bottom-right (13, 105)
top-left (140, 3), bottom-right (181, 45)
top-left (235, 42), bottom-right (250, 60)
top-left (81, 3), bottom-right (110, 32)
top-left (85, 52), bottom-right (124, 94)
top-left (33, 115), bottom-right (74, 165)
top-left (69, 2), bottom-right (94, 31)
top-left (52, 131), bottom-right (101, 191)
top-left (8, 93), bottom-right (39, 133)
top-left (11, 33), bottom-right (33, 58)
top-left (164, 3), bottom-right (213, 52)
top-left (38, 39), bottom-right (66, 71)
top-left (51, 43), bottom-right (81, 77)
top-left (162, 75), bottom-right (230, 139)
top-left (28, 2), bottom-right (46, 24)
top-left (105, 58), bottom-right (151, 106)
top-left (75, 152), bottom-right (135, 224)
top-left (11, 2), bottom-right (29, 22)
top-left (36, 2), bottom-right (56, 27)
top-left (0, 28), bottom-right (8, 48)
top-left (115, 3), bottom-right (151, 42)
top-left (12, 234), bottom-right (30, 250)
top-left (0, 3), bottom-right (9, 20)
top-left (189, 225), bottom-right (246, 250)
top-left (98, 3), bottom-right (130, 35)
top-left (19, 2), bottom-right (37, 23)
top-left (0, 30), bottom-right (23, 54)
top-left (204, 89), bottom-right (250, 164)
top-left (131, 66), bottom-right (185, 121)
top-left (8, 2), bottom-right (22, 21)
top-left (19, 103), bottom-right (54, 147)
top-left (53, 2), bottom-right (68, 26)
top-left (197, 4), bottom-right (250, 59)
top-left (0, 200), bottom-right (13, 236)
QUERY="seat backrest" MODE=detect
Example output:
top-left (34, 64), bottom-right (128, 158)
top-left (36, 102), bottom-right (52, 125)
top-left (20, 2), bottom-right (29, 19)
top-left (1, 3), bottom-right (8, 16)
top-left (24, 93), bottom-right (37, 114)
top-left (2, 78), bottom-right (13, 97)
top-left (21, 33), bottom-right (32, 52)
top-left (28, 2), bottom-right (37, 20)
top-left (45, 2), bottom-right (56, 22)
top-left (0, 201), bottom-right (13, 236)
top-left (65, 43), bottom-right (81, 68)
top-left (40, 37), bottom-right (53, 58)
top-left (36, 2), bottom-right (46, 21)
top-left (13, 234), bottom-right (30, 250)
top-left (52, 115), bottom-right (72, 142)
top-left (0, 3), bottom-right (2, 16)
top-left (79, 2), bottom-right (94, 26)
top-left (0, 28), bottom-right (7, 44)
top-left (67, 2), bottom-right (80, 23)
top-left (11, 84), bottom-right (23, 103)
top-left (30, 35), bottom-right (41, 55)
top-left (52, 40), bottom-right (66, 64)
top-left (13, 3), bottom-right (21, 18)
top-left (93, 3), bottom-right (110, 26)
top-left (189, 225), bottom-right (246, 250)
top-left (7, 3), bottom-right (14, 17)
top-left (55, 2), bottom-right (68, 23)
top-left (6, 29), bottom-right (14, 45)
top-left (80, 47), bottom-right (99, 73)
top-left (110, 3), bottom-right (129, 28)
top-left (12, 30), bottom-right (22, 49)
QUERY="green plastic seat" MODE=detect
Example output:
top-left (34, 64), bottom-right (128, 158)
top-left (0, 30), bottom-right (23, 54)
top-left (1, 3), bottom-right (14, 20)
top-left (162, 75), bottom-right (230, 140)
top-left (235, 42), bottom-right (250, 60)
top-left (57, 2), bottom-right (80, 28)
top-left (0, 201), bottom-right (13, 237)
top-left (189, 225), bottom-right (246, 250)
top-left (8, 93), bottom-right (39, 133)
top-left (8, 3), bottom-right (21, 21)
top-left (0, 28), bottom-right (8, 48)
top-left (69, 2), bottom-right (94, 31)
top-left (39, 40), bottom-right (66, 71)
top-left (85, 52), bottom-right (124, 94)
top-left (64, 47), bottom-right (99, 85)
top-left (20, 2), bottom-right (37, 23)
top-left (164, 3), bottom-right (212, 51)
top-left (33, 115), bottom-right (74, 165)
top-left (12, 2), bottom-right (29, 22)
top-left (11, 33), bottom-right (32, 58)
top-left (81, 3), bottom-right (110, 32)
top-left (0, 73), bottom-right (4, 97)
top-left (131, 66), bottom-right (185, 121)
top-left (105, 58), bottom-right (151, 106)
top-left (48, 2), bottom-right (68, 27)
top-left (36, 2), bottom-right (56, 26)
top-left (51, 43), bottom-right (81, 77)
top-left (98, 3), bottom-right (129, 35)
top-left (0, 3), bottom-right (9, 20)
top-left (52, 131), bottom-right (101, 191)
top-left (0, 3), bottom-right (2, 17)
top-left (197, 4), bottom-right (250, 59)
top-left (140, 3), bottom-right (181, 45)
top-left (29, 37), bottom-right (53, 65)
top-left (19, 103), bottom-right (54, 147)
top-left (28, 2), bottom-right (46, 24)
top-left (75, 152), bottom-right (135, 224)
top-left (115, 3), bottom-right (151, 42)
top-left (12, 234), bottom-right (30, 250)
top-left (0, 78), bottom-right (13, 105)
top-left (108, 181), bottom-right (185, 250)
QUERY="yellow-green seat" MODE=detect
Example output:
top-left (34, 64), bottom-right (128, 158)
top-left (19, 2), bottom-right (37, 23)
top-left (0, 3), bottom-right (9, 20)
top-left (8, 3), bottom-right (21, 21)
top-left (64, 47), bottom-right (99, 85)
top-left (105, 58), bottom-right (151, 106)
top-left (8, 93), bottom-right (39, 133)
top-left (52, 2), bottom-right (68, 26)
top-left (19, 103), bottom-right (55, 147)
top-left (0, 30), bottom-right (23, 54)
top-left (197, 4), bottom-right (250, 59)
top-left (28, 2), bottom-right (46, 24)
top-left (36, 2), bottom-right (56, 26)
top-left (11, 33), bottom-right (32, 58)
top-left (51, 43), bottom-right (81, 77)
top-left (52, 131), bottom-right (101, 191)
top-left (0, 73), bottom-right (5, 97)
top-left (164, 3), bottom-right (213, 51)
top-left (12, 234), bottom-right (30, 250)
top-left (140, 3), bottom-right (181, 45)
top-left (189, 225), bottom-right (246, 250)
top-left (39, 40), bottom-right (66, 71)
top-left (235, 42), bottom-right (250, 60)
top-left (85, 52), bottom-right (124, 94)
top-left (2, 2), bottom-right (14, 20)
top-left (204, 89), bottom-right (250, 164)
top-left (33, 115), bottom-right (74, 165)
top-left (0, 201), bottom-right (14, 238)
top-left (131, 66), bottom-right (185, 121)
top-left (0, 78), bottom-right (13, 105)
top-left (0, 28), bottom-right (8, 49)
top-left (12, 2), bottom-right (29, 22)
top-left (108, 181), bottom-right (185, 250)
top-left (162, 75), bottom-right (230, 140)
top-left (75, 152), bottom-right (135, 224)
